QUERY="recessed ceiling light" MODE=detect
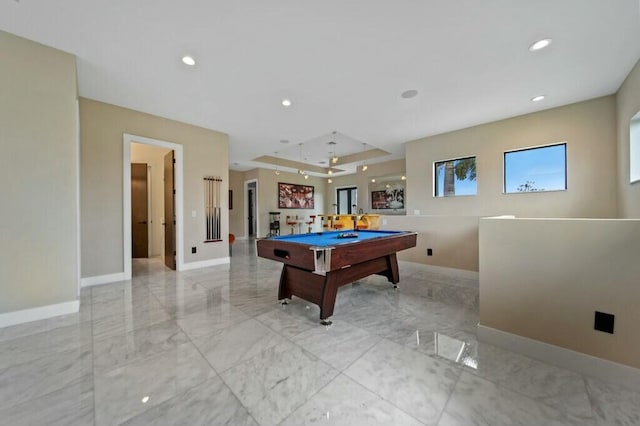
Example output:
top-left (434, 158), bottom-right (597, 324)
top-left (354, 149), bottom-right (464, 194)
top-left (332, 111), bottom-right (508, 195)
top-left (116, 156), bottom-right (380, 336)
top-left (181, 56), bottom-right (196, 66)
top-left (529, 38), bottom-right (552, 52)
top-left (401, 89), bottom-right (419, 99)
top-left (282, 99), bottom-right (292, 107)
top-left (531, 95), bottom-right (545, 102)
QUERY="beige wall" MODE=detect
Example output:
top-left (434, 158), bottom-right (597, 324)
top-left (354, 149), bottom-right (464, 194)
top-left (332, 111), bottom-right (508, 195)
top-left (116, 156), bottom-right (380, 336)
top-left (406, 96), bottom-right (618, 218)
top-left (390, 96), bottom-right (618, 271)
top-left (384, 215), bottom-right (479, 271)
top-left (326, 159), bottom-right (406, 214)
top-left (617, 59), bottom-right (640, 218)
top-left (479, 217), bottom-right (640, 369)
top-left (131, 143), bottom-right (171, 257)
top-left (256, 168), bottom-right (327, 237)
top-left (80, 98), bottom-right (229, 277)
top-left (0, 32), bottom-right (79, 313)
top-left (229, 168), bottom-right (328, 238)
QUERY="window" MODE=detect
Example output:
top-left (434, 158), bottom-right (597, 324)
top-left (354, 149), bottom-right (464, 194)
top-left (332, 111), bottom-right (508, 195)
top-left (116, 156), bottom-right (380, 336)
top-left (630, 111), bottom-right (640, 183)
top-left (434, 156), bottom-right (477, 197)
top-left (504, 143), bottom-right (566, 193)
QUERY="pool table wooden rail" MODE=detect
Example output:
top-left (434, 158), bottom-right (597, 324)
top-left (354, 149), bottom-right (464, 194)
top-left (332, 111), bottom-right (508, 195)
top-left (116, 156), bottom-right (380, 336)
top-left (256, 232), bottom-right (416, 272)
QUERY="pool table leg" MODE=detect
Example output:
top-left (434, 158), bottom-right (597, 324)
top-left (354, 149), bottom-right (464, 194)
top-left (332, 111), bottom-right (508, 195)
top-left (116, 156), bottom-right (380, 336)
top-left (319, 274), bottom-right (338, 323)
top-left (375, 253), bottom-right (401, 288)
top-left (278, 265), bottom-right (293, 301)
top-left (276, 254), bottom-right (402, 324)
top-left (390, 254), bottom-right (400, 289)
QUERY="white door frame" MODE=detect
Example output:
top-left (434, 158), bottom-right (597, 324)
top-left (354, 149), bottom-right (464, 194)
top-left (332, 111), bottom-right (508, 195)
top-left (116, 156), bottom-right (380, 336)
top-left (244, 179), bottom-right (259, 238)
top-left (123, 133), bottom-right (184, 279)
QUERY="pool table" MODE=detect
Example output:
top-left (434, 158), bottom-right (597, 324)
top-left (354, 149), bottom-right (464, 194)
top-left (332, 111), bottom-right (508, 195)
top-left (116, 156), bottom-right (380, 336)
top-left (256, 230), bottom-right (417, 324)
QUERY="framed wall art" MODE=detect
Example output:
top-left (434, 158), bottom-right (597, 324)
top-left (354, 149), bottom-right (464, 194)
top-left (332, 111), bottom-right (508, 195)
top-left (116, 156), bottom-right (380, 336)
top-left (278, 182), bottom-right (315, 209)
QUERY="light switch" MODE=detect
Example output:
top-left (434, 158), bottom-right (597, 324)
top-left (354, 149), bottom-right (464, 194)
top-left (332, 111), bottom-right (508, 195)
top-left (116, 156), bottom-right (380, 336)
top-left (413, 209), bottom-right (420, 216)
top-left (191, 210), bottom-right (197, 218)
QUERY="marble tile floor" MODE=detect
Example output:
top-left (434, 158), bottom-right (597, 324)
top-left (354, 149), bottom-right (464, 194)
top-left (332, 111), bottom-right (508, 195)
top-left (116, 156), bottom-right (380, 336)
top-left (1, 239), bottom-right (640, 425)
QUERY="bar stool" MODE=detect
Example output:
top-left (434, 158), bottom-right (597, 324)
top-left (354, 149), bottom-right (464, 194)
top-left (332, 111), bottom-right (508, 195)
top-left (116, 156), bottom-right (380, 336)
top-left (321, 215), bottom-right (330, 231)
top-left (307, 215), bottom-right (316, 233)
top-left (355, 215), bottom-right (368, 230)
top-left (286, 216), bottom-right (297, 234)
top-left (229, 233), bottom-right (236, 256)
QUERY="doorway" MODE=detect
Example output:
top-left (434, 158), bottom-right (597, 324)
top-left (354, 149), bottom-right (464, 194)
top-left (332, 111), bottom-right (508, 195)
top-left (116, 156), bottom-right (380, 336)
top-left (244, 179), bottom-right (258, 238)
top-left (163, 150), bottom-right (176, 270)
top-left (123, 134), bottom-right (184, 280)
top-left (337, 187), bottom-right (358, 214)
top-left (248, 188), bottom-right (255, 236)
top-left (131, 163), bottom-right (149, 258)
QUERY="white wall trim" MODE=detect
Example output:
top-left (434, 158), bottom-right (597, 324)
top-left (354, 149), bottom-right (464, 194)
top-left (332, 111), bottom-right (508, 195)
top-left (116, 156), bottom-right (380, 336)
top-left (80, 272), bottom-right (127, 288)
top-left (0, 300), bottom-right (80, 329)
top-left (478, 324), bottom-right (640, 390)
top-left (180, 257), bottom-right (230, 271)
top-left (123, 134), bottom-right (184, 278)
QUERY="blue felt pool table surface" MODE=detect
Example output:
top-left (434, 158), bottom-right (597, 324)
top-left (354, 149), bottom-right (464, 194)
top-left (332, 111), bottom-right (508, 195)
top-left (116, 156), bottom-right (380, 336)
top-left (267, 230), bottom-right (406, 247)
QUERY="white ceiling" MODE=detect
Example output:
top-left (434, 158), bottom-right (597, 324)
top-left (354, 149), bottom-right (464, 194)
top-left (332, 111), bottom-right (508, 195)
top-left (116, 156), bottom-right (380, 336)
top-left (2, 1), bottom-right (639, 176)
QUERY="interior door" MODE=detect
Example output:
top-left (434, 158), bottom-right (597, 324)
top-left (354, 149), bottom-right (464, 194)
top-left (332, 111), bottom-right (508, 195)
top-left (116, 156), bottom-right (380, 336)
top-left (164, 151), bottom-right (176, 270)
top-left (131, 163), bottom-right (148, 258)
top-left (248, 188), bottom-right (254, 236)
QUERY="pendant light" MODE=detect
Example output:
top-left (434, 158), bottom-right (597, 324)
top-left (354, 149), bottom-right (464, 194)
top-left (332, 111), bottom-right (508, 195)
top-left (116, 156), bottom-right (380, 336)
top-left (329, 131), bottom-right (338, 164)
top-left (274, 151), bottom-right (281, 176)
top-left (297, 143), bottom-right (305, 175)
top-left (361, 143), bottom-right (368, 171)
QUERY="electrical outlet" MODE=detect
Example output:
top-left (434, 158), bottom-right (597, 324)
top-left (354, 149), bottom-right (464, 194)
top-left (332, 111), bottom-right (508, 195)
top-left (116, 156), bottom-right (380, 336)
top-left (191, 247), bottom-right (197, 254)
top-left (594, 311), bottom-right (614, 334)
top-left (427, 248), bottom-right (433, 256)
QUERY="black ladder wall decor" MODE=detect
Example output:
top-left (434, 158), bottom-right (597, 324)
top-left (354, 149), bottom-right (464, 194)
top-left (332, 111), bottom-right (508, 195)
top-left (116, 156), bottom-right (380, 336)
top-left (204, 176), bottom-right (223, 242)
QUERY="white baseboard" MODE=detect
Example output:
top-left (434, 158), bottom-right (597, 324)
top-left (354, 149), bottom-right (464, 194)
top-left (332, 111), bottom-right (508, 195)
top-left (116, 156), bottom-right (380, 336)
top-left (180, 257), bottom-right (230, 271)
top-left (477, 324), bottom-right (640, 390)
top-left (81, 272), bottom-right (127, 288)
top-left (0, 300), bottom-right (80, 329)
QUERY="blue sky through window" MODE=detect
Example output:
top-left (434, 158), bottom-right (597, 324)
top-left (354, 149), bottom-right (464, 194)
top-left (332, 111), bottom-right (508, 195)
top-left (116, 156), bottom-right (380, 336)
top-left (435, 158), bottom-right (477, 197)
top-left (504, 144), bottom-right (566, 193)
